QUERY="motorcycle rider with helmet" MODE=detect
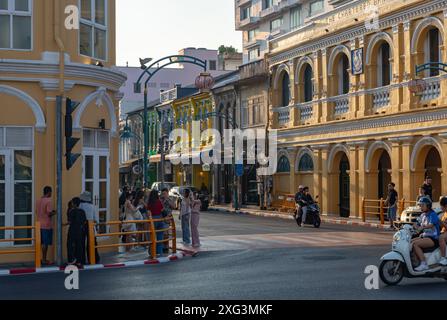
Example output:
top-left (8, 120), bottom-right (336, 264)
top-left (296, 186), bottom-right (314, 227)
top-left (411, 196), bottom-right (441, 272)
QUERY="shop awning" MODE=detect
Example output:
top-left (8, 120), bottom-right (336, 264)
top-left (149, 154), bottom-right (161, 163)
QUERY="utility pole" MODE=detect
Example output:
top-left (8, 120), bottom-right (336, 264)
top-left (55, 96), bottom-right (63, 266)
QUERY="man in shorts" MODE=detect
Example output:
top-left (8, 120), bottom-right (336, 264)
top-left (36, 186), bottom-right (56, 265)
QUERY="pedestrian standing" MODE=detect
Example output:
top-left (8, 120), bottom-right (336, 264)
top-left (160, 188), bottom-right (175, 253)
top-left (191, 192), bottom-right (201, 248)
top-left (134, 190), bottom-right (148, 247)
top-left (179, 189), bottom-right (192, 245)
top-left (36, 186), bottom-right (56, 266)
top-left (384, 183), bottom-right (398, 229)
top-left (423, 177), bottom-right (433, 201)
top-left (147, 190), bottom-right (167, 257)
top-left (80, 191), bottom-right (100, 264)
top-left (67, 197), bottom-right (87, 266)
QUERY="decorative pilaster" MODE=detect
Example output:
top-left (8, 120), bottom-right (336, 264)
top-left (391, 24), bottom-right (403, 113)
top-left (288, 148), bottom-right (298, 194)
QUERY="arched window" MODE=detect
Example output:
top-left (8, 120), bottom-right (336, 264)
top-left (303, 65), bottom-right (313, 102)
top-left (281, 73), bottom-right (291, 106)
top-left (298, 153), bottom-right (314, 172)
top-left (337, 54), bottom-right (350, 95)
top-left (377, 42), bottom-right (391, 87)
top-left (425, 27), bottom-right (441, 77)
top-left (277, 155), bottom-right (290, 173)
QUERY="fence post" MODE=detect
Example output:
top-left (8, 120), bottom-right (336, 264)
top-left (380, 198), bottom-right (385, 225)
top-left (361, 197), bottom-right (366, 222)
top-left (88, 221), bottom-right (96, 265)
top-left (149, 219), bottom-right (157, 258)
top-left (35, 221), bottom-right (41, 268)
top-left (170, 217), bottom-right (177, 254)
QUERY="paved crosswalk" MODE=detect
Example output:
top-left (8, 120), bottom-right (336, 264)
top-left (179, 231), bottom-right (393, 252)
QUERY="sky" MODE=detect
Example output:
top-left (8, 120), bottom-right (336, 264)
top-left (116, 0), bottom-right (243, 67)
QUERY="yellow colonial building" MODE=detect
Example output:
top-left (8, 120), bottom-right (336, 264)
top-left (0, 0), bottom-right (126, 263)
top-left (171, 91), bottom-right (214, 190)
top-left (269, 0), bottom-right (447, 217)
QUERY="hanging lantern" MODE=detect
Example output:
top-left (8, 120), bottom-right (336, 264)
top-left (195, 72), bottom-right (215, 92)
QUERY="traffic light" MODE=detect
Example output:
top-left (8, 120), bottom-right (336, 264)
top-left (65, 98), bottom-right (81, 170)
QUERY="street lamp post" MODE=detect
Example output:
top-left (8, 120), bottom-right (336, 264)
top-left (134, 55), bottom-right (207, 187)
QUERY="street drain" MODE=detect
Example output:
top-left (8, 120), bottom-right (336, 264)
top-left (302, 255), bottom-right (346, 261)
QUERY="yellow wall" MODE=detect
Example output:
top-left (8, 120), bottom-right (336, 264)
top-left (0, 0), bottom-right (125, 264)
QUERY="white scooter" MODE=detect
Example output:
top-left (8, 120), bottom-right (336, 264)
top-left (379, 224), bottom-right (447, 285)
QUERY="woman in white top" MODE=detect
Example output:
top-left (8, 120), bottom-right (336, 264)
top-left (123, 193), bottom-right (143, 249)
top-left (180, 189), bottom-right (192, 245)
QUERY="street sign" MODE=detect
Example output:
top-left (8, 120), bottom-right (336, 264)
top-left (236, 164), bottom-right (244, 177)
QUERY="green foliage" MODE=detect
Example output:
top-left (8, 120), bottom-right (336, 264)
top-left (219, 45), bottom-right (238, 55)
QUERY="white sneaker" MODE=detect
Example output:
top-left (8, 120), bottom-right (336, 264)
top-left (415, 262), bottom-right (429, 272)
top-left (440, 258), bottom-right (447, 266)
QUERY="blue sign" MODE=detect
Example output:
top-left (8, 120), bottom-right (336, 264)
top-left (236, 164), bottom-right (244, 177)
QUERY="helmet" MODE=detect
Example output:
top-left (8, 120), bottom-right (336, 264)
top-left (417, 196), bottom-right (432, 209)
top-left (440, 196), bottom-right (447, 207)
top-left (298, 185), bottom-right (304, 190)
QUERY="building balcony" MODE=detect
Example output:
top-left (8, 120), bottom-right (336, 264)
top-left (236, 16), bottom-right (260, 30)
top-left (278, 0), bottom-right (299, 10)
top-left (329, 94), bottom-right (350, 116)
top-left (236, 0), bottom-right (252, 8)
top-left (420, 76), bottom-right (441, 102)
top-left (369, 85), bottom-right (391, 111)
top-left (298, 101), bottom-right (314, 124)
top-left (239, 59), bottom-right (269, 82)
top-left (259, 5), bottom-right (280, 18)
top-left (276, 106), bottom-right (290, 127)
top-left (160, 86), bottom-right (178, 103)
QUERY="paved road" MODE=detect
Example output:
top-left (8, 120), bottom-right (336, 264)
top-left (1, 211), bottom-right (447, 300)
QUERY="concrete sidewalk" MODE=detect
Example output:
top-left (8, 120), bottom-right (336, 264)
top-left (209, 205), bottom-right (393, 230)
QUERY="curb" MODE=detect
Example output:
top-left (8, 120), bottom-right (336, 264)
top-left (0, 252), bottom-right (184, 277)
top-left (209, 207), bottom-right (392, 230)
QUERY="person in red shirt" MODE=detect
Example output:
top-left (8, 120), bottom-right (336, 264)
top-left (36, 186), bottom-right (56, 265)
top-left (147, 190), bottom-right (166, 257)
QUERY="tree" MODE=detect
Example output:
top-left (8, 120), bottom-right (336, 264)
top-left (219, 45), bottom-right (238, 55)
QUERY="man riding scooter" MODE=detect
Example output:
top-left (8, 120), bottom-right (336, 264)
top-left (295, 186), bottom-right (315, 227)
top-left (411, 196), bottom-right (441, 272)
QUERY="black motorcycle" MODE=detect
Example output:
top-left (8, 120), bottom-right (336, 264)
top-left (294, 201), bottom-right (321, 228)
top-left (198, 191), bottom-right (210, 211)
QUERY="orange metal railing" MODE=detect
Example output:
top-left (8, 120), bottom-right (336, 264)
top-left (361, 198), bottom-right (419, 225)
top-left (361, 198), bottom-right (386, 225)
top-left (88, 216), bottom-right (176, 265)
top-left (0, 221), bottom-right (41, 268)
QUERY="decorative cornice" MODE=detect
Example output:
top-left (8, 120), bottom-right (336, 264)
top-left (39, 79), bottom-right (75, 92)
top-left (277, 108), bottom-right (447, 143)
top-left (0, 59), bottom-right (127, 92)
top-left (269, 0), bottom-right (446, 65)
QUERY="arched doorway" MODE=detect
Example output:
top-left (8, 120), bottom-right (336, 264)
top-left (337, 54), bottom-right (350, 95)
top-left (377, 151), bottom-right (392, 199)
top-left (377, 42), bottom-right (391, 87)
top-left (425, 147), bottom-right (442, 201)
top-left (339, 154), bottom-right (350, 217)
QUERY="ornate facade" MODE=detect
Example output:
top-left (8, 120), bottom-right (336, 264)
top-left (269, 0), bottom-right (447, 217)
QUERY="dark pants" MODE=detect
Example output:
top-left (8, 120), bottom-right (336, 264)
top-left (67, 229), bottom-right (86, 265)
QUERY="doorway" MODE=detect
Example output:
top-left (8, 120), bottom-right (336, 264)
top-left (339, 154), bottom-right (350, 217)
top-left (378, 151), bottom-right (392, 199)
